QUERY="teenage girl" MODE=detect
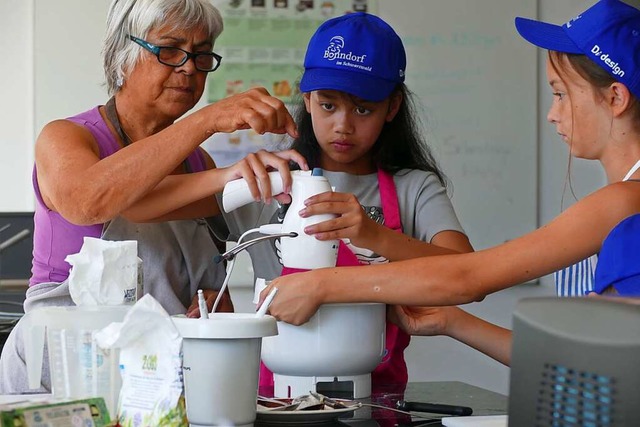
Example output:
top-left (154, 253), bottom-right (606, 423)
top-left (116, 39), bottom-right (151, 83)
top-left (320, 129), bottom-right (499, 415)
top-left (261, 0), bottom-right (640, 366)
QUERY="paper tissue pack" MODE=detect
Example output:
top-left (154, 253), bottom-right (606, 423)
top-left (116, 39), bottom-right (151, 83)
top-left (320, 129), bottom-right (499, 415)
top-left (95, 295), bottom-right (187, 427)
top-left (66, 237), bottom-right (142, 305)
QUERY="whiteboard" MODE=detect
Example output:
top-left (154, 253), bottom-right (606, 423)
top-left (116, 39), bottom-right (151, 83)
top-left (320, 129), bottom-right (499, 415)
top-left (34, 0), bottom-right (537, 251)
top-left (378, 0), bottom-right (538, 250)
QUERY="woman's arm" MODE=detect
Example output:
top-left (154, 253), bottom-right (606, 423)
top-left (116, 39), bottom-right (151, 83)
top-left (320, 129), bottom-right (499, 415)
top-left (118, 149), bottom-right (305, 222)
top-left (37, 89), bottom-right (305, 225)
top-left (265, 182), bottom-right (640, 324)
top-left (116, 148), bottom-right (220, 222)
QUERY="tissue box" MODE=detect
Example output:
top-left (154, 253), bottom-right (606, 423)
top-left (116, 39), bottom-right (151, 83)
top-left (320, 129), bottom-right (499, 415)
top-left (0, 397), bottom-right (113, 426)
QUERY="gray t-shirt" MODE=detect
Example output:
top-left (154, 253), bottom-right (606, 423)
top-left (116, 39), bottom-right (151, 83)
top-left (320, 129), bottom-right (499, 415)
top-left (218, 169), bottom-right (465, 282)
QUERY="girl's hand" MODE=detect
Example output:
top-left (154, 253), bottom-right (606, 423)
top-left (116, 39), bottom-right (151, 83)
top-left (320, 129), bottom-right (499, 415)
top-left (299, 191), bottom-right (381, 248)
top-left (186, 289), bottom-right (234, 318)
top-left (258, 272), bottom-right (322, 325)
top-left (389, 305), bottom-right (462, 336)
top-left (222, 149), bottom-right (308, 205)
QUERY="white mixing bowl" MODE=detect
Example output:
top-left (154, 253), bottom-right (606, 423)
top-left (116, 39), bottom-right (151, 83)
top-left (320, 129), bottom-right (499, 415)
top-left (261, 303), bottom-right (386, 376)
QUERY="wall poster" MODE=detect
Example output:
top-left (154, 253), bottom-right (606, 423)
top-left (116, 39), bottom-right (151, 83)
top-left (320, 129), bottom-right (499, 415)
top-left (203, 0), bottom-right (378, 167)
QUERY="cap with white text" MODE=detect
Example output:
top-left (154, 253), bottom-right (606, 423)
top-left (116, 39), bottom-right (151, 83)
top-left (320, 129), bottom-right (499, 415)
top-left (300, 12), bottom-right (406, 102)
top-left (515, 0), bottom-right (640, 98)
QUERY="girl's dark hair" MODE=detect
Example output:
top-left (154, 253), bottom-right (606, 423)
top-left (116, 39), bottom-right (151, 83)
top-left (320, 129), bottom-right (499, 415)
top-left (289, 84), bottom-right (448, 187)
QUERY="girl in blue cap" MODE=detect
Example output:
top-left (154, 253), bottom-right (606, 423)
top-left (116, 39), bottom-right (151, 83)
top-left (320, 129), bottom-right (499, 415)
top-left (262, 0), bottom-right (640, 366)
top-left (217, 12), bottom-right (473, 392)
top-left (284, 12), bottom-right (475, 389)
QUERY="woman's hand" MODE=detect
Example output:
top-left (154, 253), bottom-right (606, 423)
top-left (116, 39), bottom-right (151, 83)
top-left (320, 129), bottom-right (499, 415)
top-left (204, 87), bottom-right (298, 138)
top-left (298, 191), bottom-right (381, 248)
top-left (186, 288), bottom-right (234, 318)
top-left (258, 272), bottom-right (323, 325)
top-left (220, 149), bottom-right (308, 206)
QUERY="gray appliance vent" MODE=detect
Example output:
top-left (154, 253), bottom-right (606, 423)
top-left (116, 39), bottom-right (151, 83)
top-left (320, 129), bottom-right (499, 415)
top-left (508, 297), bottom-right (640, 427)
top-left (535, 363), bottom-right (614, 426)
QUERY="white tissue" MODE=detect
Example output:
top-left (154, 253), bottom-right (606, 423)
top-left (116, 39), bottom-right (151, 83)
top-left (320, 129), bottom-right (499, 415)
top-left (65, 236), bottom-right (142, 306)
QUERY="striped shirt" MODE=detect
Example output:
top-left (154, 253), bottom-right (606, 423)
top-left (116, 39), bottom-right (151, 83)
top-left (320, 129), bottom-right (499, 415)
top-left (554, 255), bottom-right (597, 296)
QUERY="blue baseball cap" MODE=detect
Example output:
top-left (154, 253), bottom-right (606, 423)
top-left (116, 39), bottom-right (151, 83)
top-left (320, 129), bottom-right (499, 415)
top-left (594, 213), bottom-right (640, 296)
top-left (299, 12), bottom-right (406, 102)
top-left (515, 0), bottom-right (640, 98)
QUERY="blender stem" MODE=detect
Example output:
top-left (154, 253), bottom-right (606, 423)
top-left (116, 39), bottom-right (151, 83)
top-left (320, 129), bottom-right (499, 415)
top-left (214, 232), bottom-right (298, 263)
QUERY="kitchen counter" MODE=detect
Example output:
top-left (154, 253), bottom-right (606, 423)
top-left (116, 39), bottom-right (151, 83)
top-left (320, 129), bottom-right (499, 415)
top-left (256, 381), bottom-right (508, 426)
top-left (1, 381), bottom-right (507, 426)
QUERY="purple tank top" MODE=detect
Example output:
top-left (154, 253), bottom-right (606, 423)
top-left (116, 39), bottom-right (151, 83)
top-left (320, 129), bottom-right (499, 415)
top-left (30, 106), bottom-right (207, 286)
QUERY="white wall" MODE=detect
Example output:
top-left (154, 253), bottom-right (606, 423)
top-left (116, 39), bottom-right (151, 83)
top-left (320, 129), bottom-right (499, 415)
top-left (2, 0), bottom-right (631, 395)
top-left (33, 0), bottom-right (111, 134)
top-left (0, 0), bottom-right (34, 212)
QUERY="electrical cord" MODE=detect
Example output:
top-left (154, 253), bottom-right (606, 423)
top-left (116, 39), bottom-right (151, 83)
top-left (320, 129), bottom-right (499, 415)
top-left (210, 226), bottom-right (298, 313)
top-left (310, 392), bottom-right (443, 422)
top-left (210, 227), bottom-right (260, 314)
top-left (210, 252), bottom-right (238, 315)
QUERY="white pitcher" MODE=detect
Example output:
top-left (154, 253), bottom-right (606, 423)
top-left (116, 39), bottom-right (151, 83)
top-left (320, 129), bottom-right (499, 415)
top-left (22, 305), bottom-right (130, 416)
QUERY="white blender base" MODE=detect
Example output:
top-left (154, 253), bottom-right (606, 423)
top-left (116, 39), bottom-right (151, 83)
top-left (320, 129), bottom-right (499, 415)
top-left (274, 373), bottom-right (371, 399)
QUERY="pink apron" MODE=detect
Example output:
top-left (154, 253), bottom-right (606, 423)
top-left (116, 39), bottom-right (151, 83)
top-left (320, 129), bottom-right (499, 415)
top-left (260, 169), bottom-right (410, 390)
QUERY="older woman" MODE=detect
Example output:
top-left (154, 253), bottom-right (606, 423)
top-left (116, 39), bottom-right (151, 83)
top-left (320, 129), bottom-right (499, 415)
top-left (0, 0), bottom-right (305, 393)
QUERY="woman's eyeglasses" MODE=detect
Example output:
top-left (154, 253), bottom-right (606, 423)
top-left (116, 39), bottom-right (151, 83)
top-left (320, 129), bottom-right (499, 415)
top-left (128, 35), bottom-right (222, 72)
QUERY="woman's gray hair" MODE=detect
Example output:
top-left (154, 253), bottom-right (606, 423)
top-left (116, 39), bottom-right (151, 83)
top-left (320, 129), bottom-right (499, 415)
top-left (103, 0), bottom-right (223, 95)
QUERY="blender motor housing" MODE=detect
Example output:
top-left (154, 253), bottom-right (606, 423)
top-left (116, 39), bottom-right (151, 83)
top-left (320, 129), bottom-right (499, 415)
top-left (222, 170), bottom-right (387, 398)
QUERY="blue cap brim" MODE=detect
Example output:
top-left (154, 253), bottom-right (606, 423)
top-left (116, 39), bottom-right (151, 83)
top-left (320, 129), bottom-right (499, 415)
top-left (515, 17), bottom-right (583, 54)
top-left (300, 67), bottom-right (397, 102)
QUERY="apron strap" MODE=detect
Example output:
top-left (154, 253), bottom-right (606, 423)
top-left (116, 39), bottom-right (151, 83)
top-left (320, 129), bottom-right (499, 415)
top-left (377, 169), bottom-right (402, 233)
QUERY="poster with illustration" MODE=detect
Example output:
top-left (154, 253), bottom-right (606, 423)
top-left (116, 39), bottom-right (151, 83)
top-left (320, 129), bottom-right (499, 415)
top-left (203, 0), bottom-right (377, 167)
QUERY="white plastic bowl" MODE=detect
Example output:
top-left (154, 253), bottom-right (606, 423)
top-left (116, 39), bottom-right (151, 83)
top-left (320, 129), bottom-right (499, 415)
top-left (261, 303), bottom-right (386, 377)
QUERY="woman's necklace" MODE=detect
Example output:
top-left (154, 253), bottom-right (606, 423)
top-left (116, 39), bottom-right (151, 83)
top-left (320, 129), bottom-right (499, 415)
top-left (104, 96), bottom-right (191, 172)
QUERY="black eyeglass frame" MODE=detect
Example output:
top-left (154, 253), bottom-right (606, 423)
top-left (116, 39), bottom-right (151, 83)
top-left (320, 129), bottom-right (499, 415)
top-left (128, 35), bottom-right (222, 72)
